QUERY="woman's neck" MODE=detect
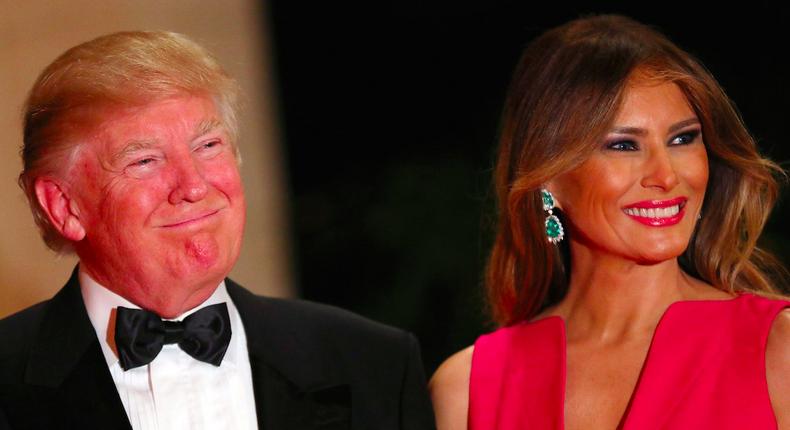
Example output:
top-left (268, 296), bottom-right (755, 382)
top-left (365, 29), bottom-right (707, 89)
top-left (550, 241), bottom-right (723, 343)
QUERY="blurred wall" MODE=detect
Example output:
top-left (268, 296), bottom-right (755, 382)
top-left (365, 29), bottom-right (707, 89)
top-left (0, 0), bottom-right (292, 318)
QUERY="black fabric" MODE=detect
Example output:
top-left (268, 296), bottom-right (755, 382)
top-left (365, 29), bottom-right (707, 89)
top-left (114, 303), bottom-right (231, 370)
top-left (0, 268), bottom-right (437, 429)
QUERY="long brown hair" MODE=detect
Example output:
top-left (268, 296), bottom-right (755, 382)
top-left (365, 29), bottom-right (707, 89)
top-left (486, 15), bottom-right (787, 326)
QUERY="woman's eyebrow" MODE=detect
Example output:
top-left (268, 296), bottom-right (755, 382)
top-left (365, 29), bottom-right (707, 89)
top-left (609, 126), bottom-right (647, 136)
top-left (608, 117), bottom-right (700, 136)
top-left (667, 118), bottom-right (700, 134)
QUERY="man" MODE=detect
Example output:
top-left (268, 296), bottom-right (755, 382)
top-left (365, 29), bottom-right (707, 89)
top-left (0, 31), bottom-right (435, 429)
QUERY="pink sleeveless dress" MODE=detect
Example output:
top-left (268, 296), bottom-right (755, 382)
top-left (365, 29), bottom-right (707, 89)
top-left (469, 294), bottom-right (789, 429)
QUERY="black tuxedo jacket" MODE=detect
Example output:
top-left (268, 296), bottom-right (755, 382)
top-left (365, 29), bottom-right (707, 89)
top-left (0, 270), bottom-right (436, 429)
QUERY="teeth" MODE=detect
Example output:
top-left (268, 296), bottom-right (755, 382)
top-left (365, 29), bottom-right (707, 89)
top-left (624, 205), bottom-right (681, 218)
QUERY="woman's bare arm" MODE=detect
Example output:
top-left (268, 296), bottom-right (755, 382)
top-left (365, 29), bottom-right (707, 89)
top-left (767, 309), bottom-right (790, 429)
top-left (429, 346), bottom-right (474, 430)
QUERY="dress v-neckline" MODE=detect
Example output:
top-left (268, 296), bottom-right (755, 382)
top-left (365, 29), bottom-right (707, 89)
top-left (469, 292), bottom-right (787, 430)
top-left (532, 294), bottom-right (747, 430)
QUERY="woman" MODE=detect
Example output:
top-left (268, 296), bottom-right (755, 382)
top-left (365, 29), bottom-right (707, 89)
top-left (430, 15), bottom-right (789, 430)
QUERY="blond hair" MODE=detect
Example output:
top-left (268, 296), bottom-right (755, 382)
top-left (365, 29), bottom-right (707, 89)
top-left (19, 31), bottom-right (241, 252)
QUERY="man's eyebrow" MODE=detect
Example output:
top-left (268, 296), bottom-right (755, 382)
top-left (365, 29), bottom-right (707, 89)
top-left (192, 118), bottom-right (223, 139)
top-left (112, 139), bottom-right (158, 163)
top-left (110, 119), bottom-right (223, 163)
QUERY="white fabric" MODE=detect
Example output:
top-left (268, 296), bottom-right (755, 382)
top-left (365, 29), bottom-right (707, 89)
top-left (79, 268), bottom-right (259, 430)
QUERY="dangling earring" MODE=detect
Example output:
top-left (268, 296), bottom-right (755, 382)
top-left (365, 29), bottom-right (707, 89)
top-left (541, 189), bottom-right (564, 244)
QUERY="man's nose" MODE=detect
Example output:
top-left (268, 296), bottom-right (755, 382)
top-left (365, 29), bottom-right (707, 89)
top-left (640, 145), bottom-right (680, 191)
top-left (168, 156), bottom-right (209, 204)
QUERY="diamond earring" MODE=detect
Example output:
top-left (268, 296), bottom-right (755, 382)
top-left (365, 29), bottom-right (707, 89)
top-left (541, 189), bottom-right (564, 244)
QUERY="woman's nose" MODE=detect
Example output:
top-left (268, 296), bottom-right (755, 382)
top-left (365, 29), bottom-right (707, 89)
top-left (640, 146), bottom-right (680, 191)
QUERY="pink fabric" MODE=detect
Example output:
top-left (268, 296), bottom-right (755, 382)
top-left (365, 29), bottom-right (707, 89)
top-left (469, 294), bottom-right (789, 429)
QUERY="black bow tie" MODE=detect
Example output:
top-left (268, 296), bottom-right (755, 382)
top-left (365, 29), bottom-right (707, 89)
top-left (114, 303), bottom-right (232, 371)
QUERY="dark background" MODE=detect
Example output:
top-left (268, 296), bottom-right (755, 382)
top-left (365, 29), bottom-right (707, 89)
top-left (266, 1), bottom-right (790, 373)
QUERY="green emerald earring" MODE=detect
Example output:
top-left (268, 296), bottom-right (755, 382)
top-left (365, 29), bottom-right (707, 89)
top-left (541, 189), bottom-right (564, 244)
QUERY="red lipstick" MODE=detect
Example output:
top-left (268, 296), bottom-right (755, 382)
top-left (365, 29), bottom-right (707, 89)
top-left (622, 197), bottom-right (687, 227)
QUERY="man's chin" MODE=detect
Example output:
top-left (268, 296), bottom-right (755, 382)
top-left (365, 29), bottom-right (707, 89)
top-left (176, 233), bottom-right (222, 268)
top-left (132, 274), bottom-right (226, 318)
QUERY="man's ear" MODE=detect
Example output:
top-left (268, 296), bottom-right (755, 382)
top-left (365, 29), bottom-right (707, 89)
top-left (34, 178), bottom-right (86, 242)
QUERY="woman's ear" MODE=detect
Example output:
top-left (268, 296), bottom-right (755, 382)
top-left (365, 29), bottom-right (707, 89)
top-left (34, 178), bottom-right (86, 242)
top-left (542, 181), bottom-right (562, 210)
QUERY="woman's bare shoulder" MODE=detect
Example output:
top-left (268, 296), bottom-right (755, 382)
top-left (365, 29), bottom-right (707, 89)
top-left (766, 308), bottom-right (790, 429)
top-left (429, 346), bottom-right (474, 430)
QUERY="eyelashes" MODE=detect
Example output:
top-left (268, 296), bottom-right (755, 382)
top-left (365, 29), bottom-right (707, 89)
top-left (606, 140), bottom-right (638, 151)
top-left (125, 139), bottom-right (224, 168)
top-left (604, 129), bottom-right (702, 152)
top-left (670, 129), bottom-right (700, 146)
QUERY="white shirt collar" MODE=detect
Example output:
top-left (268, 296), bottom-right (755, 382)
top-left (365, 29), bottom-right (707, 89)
top-left (78, 267), bottom-right (242, 369)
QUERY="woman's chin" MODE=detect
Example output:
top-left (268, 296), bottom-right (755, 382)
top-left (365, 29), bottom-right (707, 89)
top-left (628, 245), bottom-right (686, 265)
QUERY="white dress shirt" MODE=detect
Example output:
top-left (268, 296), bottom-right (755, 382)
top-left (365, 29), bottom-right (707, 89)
top-left (79, 269), bottom-right (259, 430)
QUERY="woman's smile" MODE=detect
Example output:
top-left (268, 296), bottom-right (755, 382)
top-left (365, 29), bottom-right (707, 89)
top-left (548, 80), bottom-right (708, 263)
top-left (622, 197), bottom-right (687, 226)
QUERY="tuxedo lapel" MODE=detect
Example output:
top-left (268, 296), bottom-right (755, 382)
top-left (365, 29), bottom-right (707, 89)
top-left (24, 268), bottom-right (131, 429)
top-left (227, 280), bottom-right (352, 430)
top-left (251, 361), bottom-right (351, 430)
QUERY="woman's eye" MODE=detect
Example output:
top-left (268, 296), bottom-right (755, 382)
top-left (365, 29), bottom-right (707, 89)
top-left (606, 140), bottom-right (638, 151)
top-left (670, 130), bottom-right (700, 146)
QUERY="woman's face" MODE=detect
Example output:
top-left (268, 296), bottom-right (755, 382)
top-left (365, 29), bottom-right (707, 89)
top-left (548, 80), bottom-right (708, 264)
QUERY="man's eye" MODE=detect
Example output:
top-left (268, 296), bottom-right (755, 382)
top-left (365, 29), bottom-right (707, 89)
top-left (670, 130), bottom-right (701, 146)
top-left (200, 140), bottom-right (221, 150)
top-left (606, 140), bottom-right (638, 151)
top-left (131, 158), bottom-right (156, 167)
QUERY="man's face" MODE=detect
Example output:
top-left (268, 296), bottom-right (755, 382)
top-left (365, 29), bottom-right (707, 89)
top-left (67, 95), bottom-right (246, 316)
